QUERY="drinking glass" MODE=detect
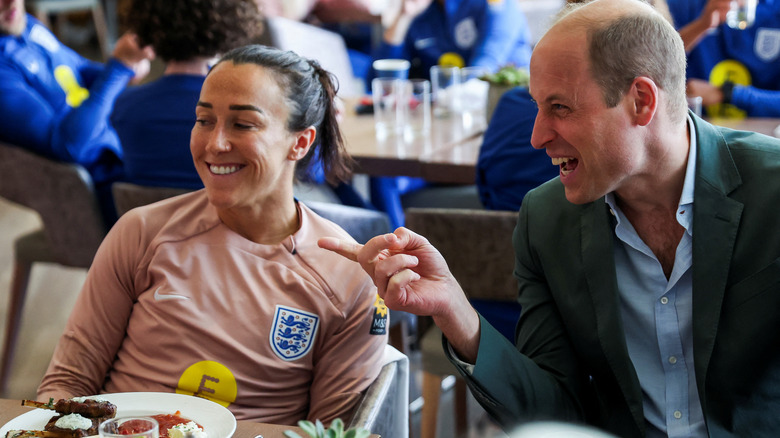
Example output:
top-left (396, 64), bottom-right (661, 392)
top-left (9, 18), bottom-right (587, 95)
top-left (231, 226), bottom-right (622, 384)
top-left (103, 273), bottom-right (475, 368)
top-left (403, 79), bottom-right (432, 139)
top-left (430, 65), bottom-right (461, 117)
top-left (99, 417), bottom-right (159, 438)
top-left (726, 0), bottom-right (758, 29)
top-left (372, 78), bottom-right (408, 139)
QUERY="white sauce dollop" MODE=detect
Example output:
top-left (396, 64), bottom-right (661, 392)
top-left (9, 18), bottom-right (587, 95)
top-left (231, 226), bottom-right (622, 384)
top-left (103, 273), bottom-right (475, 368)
top-left (54, 413), bottom-right (92, 430)
top-left (69, 395), bottom-right (109, 403)
top-left (168, 422), bottom-right (207, 438)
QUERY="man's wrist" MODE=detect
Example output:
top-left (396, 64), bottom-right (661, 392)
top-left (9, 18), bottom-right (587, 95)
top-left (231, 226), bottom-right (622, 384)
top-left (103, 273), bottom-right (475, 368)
top-left (721, 80), bottom-right (735, 104)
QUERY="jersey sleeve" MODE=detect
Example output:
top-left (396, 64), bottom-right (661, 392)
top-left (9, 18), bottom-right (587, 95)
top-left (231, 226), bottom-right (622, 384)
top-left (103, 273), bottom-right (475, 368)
top-left (0, 57), bottom-right (133, 166)
top-left (37, 212), bottom-right (147, 399)
top-left (306, 281), bottom-right (386, 423)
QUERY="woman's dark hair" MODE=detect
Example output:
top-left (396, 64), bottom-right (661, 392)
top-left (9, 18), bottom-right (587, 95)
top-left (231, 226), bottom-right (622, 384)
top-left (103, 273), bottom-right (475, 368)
top-left (121, 0), bottom-right (263, 62)
top-left (213, 44), bottom-right (353, 185)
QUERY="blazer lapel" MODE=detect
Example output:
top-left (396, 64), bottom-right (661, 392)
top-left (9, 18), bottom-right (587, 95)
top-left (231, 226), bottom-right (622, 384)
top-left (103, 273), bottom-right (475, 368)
top-left (690, 117), bottom-right (743, 404)
top-left (580, 200), bottom-right (646, 433)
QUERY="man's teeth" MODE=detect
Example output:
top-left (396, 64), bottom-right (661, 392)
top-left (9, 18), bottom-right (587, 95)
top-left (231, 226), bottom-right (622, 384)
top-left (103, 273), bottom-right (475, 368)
top-left (552, 157), bottom-right (575, 176)
top-left (210, 164), bottom-right (240, 175)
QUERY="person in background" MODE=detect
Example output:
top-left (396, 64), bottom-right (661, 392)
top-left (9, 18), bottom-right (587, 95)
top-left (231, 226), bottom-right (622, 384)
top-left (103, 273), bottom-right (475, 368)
top-left (0, 0), bottom-right (154, 225)
top-left (38, 45), bottom-right (387, 425)
top-left (476, 86), bottom-right (557, 212)
top-left (667, 0), bottom-right (780, 117)
top-left (111, 0), bottom-right (263, 190)
top-left (319, 0), bottom-right (780, 435)
top-left (375, 0), bottom-right (533, 79)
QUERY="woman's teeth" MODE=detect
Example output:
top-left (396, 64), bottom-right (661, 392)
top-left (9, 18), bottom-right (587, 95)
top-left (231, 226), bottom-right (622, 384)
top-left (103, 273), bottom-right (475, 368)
top-left (210, 164), bottom-right (240, 175)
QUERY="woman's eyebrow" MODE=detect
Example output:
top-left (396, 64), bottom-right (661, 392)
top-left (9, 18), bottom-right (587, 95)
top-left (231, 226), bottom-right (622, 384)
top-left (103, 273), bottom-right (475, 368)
top-left (229, 104), bottom-right (263, 113)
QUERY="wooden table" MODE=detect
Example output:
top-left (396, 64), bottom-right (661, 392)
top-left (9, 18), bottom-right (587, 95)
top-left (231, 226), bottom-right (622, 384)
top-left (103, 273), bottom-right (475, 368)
top-left (341, 104), bottom-right (780, 186)
top-left (340, 104), bottom-right (486, 184)
top-left (0, 399), bottom-right (379, 438)
top-left (707, 117), bottom-right (780, 137)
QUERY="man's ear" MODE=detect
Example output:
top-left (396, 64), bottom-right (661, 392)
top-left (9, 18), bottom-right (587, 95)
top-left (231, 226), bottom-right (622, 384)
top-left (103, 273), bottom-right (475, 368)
top-left (289, 126), bottom-right (316, 161)
top-left (630, 76), bottom-right (658, 126)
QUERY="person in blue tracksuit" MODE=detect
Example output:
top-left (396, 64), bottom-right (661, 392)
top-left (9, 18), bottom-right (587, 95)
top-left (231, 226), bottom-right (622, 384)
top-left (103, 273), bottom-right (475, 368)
top-left (667, 0), bottom-right (780, 117)
top-left (0, 0), bottom-right (154, 224)
top-left (373, 0), bottom-right (534, 227)
top-left (375, 0), bottom-right (532, 79)
top-left (111, 0), bottom-right (263, 190)
top-left (476, 87), bottom-right (559, 212)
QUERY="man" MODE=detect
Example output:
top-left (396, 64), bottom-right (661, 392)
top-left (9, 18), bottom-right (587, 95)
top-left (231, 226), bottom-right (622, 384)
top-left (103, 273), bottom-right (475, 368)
top-left (668, 0), bottom-right (780, 117)
top-left (319, 0), bottom-right (780, 436)
top-left (0, 0), bottom-right (154, 223)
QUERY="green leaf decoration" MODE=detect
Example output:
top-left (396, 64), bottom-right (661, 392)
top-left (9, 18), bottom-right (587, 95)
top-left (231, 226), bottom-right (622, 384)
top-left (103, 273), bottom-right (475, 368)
top-left (315, 419), bottom-right (326, 437)
top-left (298, 420), bottom-right (318, 437)
top-left (479, 65), bottom-right (530, 87)
top-left (285, 418), bottom-right (370, 438)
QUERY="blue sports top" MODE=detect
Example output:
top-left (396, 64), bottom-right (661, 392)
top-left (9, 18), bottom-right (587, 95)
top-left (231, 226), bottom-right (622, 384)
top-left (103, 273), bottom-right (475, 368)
top-left (0, 15), bottom-right (133, 183)
top-left (111, 74), bottom-right (206, 190)
top-left (375, 0), bottom-right (533, 78)
top-left (667, 0), bottom-right (780, 117)
top-left (477, 87), bottom-right (558, 211)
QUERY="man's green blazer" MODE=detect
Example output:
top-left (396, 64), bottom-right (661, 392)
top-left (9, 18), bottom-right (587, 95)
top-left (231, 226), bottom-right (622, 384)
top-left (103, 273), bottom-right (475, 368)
top-left (448, 115), bottom-right (780, 437)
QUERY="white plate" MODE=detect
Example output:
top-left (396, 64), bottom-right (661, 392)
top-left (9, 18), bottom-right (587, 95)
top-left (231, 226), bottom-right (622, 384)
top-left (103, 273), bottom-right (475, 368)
top-left (0, 392), bottom-right (236, 438)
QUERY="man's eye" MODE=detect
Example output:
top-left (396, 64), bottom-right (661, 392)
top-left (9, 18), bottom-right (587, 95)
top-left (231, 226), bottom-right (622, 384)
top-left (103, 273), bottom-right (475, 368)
top-left (552, 104), bottom-right (568, 111)
top-left (195, 119), bottom-right (209, 126)
top-left (235, 123), bottom-right (254, 129)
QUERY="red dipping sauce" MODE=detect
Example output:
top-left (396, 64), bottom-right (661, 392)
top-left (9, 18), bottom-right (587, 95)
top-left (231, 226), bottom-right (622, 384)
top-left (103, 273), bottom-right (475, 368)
top-left (117, 419), bottom-right (156, 435)
top-left (116, 411), bottom-right (201, 438)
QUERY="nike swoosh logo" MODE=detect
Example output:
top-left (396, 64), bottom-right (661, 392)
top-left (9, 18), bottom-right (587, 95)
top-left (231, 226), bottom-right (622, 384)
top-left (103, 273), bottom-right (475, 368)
top-left (153, 287), bottom-right (191, 301)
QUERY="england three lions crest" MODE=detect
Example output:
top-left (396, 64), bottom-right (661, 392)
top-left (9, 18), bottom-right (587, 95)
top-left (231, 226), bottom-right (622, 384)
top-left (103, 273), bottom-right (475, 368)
top-left (270, 305), bottom-right (319, 361)
top-left (755, 28), bottom-right (780, 62)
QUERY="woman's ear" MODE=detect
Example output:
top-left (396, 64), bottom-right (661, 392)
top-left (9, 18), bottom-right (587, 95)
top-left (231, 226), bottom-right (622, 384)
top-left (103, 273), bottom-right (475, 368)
top-left (288, 126), bottom-right (316, 161)
top-left (631, 76), bottom-right (658, 126)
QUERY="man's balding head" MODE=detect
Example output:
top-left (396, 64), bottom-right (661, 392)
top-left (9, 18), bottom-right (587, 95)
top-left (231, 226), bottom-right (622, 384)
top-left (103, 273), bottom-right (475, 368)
top-left (538, 0), bottom-right (687, 121)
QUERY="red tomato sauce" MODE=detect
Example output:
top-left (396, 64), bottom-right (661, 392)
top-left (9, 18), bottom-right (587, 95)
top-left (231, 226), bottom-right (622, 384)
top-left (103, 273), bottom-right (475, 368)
top-left (116, 411), bottom-right (201, 438)
top-left (151, 411), bottom-right (203, 438)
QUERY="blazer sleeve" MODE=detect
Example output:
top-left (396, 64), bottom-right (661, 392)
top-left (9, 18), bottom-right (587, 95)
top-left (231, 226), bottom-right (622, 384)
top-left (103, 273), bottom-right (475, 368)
top-left (445, 188), bottom-right (586, 430)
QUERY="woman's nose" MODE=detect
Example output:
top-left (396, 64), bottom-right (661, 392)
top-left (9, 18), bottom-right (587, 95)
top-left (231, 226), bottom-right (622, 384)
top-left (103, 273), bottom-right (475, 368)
top-left (205, 126), bottom-right (231, 153)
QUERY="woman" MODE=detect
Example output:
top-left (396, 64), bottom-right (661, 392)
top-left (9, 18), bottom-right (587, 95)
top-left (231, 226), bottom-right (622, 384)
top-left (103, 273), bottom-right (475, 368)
top-left (38, 45), bottom-right (387, 426)
top-left (111, 0), bottom-right (263, 189)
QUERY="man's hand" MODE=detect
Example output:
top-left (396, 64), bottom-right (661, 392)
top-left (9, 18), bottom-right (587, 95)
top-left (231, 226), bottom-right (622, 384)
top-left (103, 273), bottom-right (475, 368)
top-left (679, 0), bottom-right (732, 52)
top-left (319, 227), bottom-right (482, 361)
top-left (699, 0), bottom-right (732, 28)
top-left (111, 32), bottom-right (155, 84)
top-left (381, 0), bottom-right (434, 44)
top-left (687, 78), bottom-right (724, 106)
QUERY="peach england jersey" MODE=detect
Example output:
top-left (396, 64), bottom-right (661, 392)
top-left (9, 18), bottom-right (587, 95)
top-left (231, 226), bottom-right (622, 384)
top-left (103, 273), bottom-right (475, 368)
top-left (38, 190), bottom-right (387, 425)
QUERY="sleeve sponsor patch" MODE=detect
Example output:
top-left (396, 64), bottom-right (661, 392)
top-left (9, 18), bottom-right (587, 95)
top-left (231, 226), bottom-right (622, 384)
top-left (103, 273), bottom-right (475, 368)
top-left (370, 294), bottom-right (388, 335)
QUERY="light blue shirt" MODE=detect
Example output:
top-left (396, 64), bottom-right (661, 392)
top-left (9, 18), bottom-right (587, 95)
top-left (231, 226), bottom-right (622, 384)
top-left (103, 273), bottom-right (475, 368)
top-left (605, 115), bottom-right (706, 438)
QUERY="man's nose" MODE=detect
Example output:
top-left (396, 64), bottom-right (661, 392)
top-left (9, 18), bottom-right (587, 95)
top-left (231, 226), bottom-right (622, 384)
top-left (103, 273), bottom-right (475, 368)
top-left (530, 112), bottom-right (553, 150)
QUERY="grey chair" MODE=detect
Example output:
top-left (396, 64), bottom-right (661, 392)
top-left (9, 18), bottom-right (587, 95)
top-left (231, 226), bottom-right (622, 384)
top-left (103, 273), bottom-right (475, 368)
top-left (111, 182), bottom-right (192, 217)
top-left (404, 207), bottom-right (520, 438)
top-left (0, 141), bottom-right (106, 395)
top-left (349, 344), bottom-right (410, 438)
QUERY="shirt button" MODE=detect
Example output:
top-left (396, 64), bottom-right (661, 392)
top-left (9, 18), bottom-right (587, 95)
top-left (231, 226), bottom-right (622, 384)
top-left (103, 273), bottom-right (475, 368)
top-left (660, 297), bottom-right (669, 304)
top-left (674, 410), bottom-right (682, 419)
top-left (679, 210), bottom-right (686, 215)
top-left (669, 356), bottom-right (677, 364)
